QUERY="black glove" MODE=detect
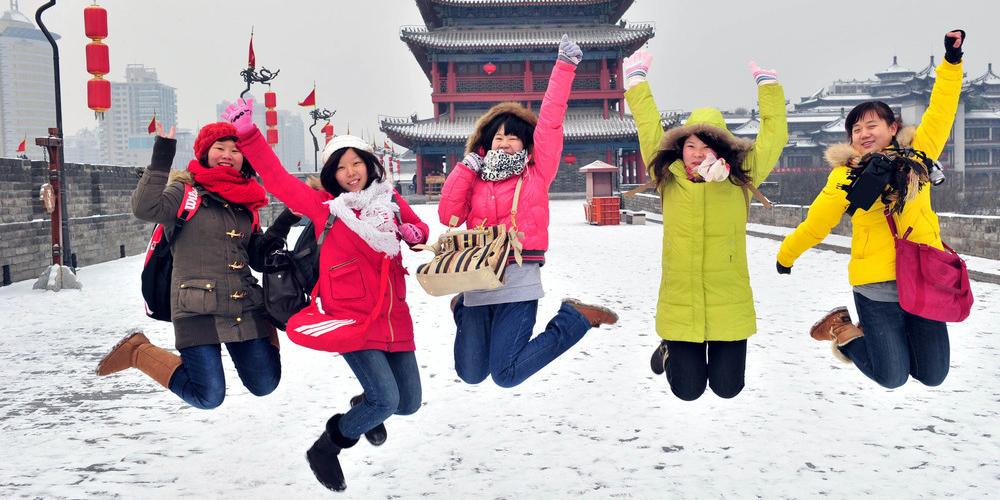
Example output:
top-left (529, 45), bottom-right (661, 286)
top-left (944, 29), bottom-right (965, 64)
top-left (776, 261), bottom-right (792, 275)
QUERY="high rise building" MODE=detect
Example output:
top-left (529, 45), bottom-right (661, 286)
top-left (0, 1), bottom-right (57, 161)
top-left (98, 64), bottom-right (178, 166)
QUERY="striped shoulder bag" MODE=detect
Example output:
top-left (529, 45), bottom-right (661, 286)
top-left (414, 176), bottom-right (525, 296)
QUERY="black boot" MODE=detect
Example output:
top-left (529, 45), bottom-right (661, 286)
top-left (349, 394), bottom-right (388, 446)
top-left (306, 414), bottom-right (359, 492)
top-left (650, 340), bottom-right (669, 375)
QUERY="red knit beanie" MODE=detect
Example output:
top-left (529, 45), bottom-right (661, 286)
top-left (193, 122), bottom-right (239, 159)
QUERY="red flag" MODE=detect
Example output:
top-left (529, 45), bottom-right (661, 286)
top-left (147, 114), bottom-right (157, 134)
top-left (16, 138), bottom-right (26, 153)
top-left (248, 34), bottom-right (256, 68)
top-left (298, 88), bottom-right (316, 107)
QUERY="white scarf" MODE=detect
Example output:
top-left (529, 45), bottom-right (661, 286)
top-left (323, 181), bottom-right (400, 257)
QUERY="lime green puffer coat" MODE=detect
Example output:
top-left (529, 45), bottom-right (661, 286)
top-left (625, 81), bottom-right (787, 342)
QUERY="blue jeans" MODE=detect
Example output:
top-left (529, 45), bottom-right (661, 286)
top-left (839, 292), bottom-right (950, 388)
top-left (338, 350), bottom-right (422, 440)
top-left (169, 337), bottom-right (281, 410)
top-left (664, 339), bottom-right (747, 401)
top-left (452, 297), bottom-right (591, 388)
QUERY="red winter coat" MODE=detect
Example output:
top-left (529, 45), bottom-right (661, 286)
top-left (437, 60), bottom-right (576, 263)
top-left (238, 128), bottom-right (428, 353)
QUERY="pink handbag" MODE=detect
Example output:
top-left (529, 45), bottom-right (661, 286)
top-left (885, 210), bottom-right (973, 322)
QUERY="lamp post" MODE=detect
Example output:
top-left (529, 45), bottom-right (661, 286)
top-left (308, 108), bottom-right (335, 171)
top-left (33, 0), bottom-right (81, 290)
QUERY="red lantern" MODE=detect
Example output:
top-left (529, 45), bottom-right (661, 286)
top-left (267, 128), bottom-right (279, 145)
top-left (84, 2), bottom-right (110, 119)
top-left (265, 110), bottom-right (278, 127)
top-left (83, 4), bottom-right (108, 40)
top-left (264, 91), bottom-right (276, 109)
top-left (87, 78), bottom-right (111, 112)
top-left (563, 153), bottom-right (577, 165)
top-left (85, 42), bottom-right (109, 76)
top-left (482, 62), bottom-right (497, 75)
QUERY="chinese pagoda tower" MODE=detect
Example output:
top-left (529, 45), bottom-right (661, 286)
top-left (380, 0), bottom-right (655, 194)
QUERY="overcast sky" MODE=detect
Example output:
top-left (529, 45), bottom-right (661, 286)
top-left (16, 0), bottom-right (1000, 144)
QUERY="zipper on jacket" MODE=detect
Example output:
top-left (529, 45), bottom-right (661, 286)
top-left (328, 258), bottom-right (357, 271)
top-left (387, 271), bottom-right (395, 348)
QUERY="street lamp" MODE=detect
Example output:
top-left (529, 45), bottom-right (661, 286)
top-left (33, 0), bottom-right (81, 291)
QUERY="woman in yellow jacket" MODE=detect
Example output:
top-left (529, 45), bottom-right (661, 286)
top-left (624, 50), bottom-right (787, 400)
top-left (777, 30), bottom-right (966, 389)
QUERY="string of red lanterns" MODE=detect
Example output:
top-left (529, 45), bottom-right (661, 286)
top-left (84, 2), bottom-right (110, 119)
top-left (264, 90), bottom-right (279, 146)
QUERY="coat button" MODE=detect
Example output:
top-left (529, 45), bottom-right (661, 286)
top-left (228, 261), bottom-right (246, 270)
top-left (236, 316), bottom-right (242, 322)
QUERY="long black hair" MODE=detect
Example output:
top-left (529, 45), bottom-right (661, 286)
top-left (320, 147), bottom-right (387, 196)
top-left (649, 132), bottom-right (752, 187)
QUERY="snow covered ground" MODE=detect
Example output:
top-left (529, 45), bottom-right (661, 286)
top-left (1, 200), bottom-right (997, 499)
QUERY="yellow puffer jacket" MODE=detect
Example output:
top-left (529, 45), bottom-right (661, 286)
top-left (777, 61), bottom-right (963, 285)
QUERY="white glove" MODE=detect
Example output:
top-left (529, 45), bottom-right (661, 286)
top-left (695, 153), bottom-right (730, 182)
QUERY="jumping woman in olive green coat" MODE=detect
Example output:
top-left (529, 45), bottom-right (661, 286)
top-left (623, 50), bottom-right (788, 400)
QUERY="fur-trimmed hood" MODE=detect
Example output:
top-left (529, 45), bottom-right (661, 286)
top-left (168, 169), bottom-right (194, 185)
top-left (656, 107), bottom-right (755, 164)
top-left (824, 126), bottom-right (916, 168)
top-left (465, 101), bottom-right (538, 154)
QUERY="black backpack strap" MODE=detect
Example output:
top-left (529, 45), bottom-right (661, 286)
top-left (316, 213), bottom-right (337, 247)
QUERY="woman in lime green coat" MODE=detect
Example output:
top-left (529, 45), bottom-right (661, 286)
top-left (623, 50), bottom-right (787, 400)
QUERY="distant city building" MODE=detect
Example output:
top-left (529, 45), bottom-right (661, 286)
top-left (216, 97), bottom-right (307, 172)
top-left (0, 1), bottom-right (57, 161)
top-left (99, 64), bottom-right (178, 166)
top-left (63, 127), bottom-right (101, 165)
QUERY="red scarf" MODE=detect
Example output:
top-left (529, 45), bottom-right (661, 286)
top-left (186, 159), bottom-right (269, 228)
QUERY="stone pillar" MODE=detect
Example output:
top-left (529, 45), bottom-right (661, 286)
top-left (954, 100), bottom-right (966, 173)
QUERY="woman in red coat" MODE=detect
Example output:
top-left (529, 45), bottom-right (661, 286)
top-left (224, 100), bottom-right (428, 492)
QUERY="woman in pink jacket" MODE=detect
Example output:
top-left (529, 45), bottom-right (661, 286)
top-left (224, 100), bottom-right (428, 492)
top-left (439, 35), bottom-right (619, 389)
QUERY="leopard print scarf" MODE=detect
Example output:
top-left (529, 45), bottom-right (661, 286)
top-left (479, 149), bottom-right (528, 182)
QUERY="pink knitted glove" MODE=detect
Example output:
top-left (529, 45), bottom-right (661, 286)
top-left (623, 50), bottom-right (653, 90)
top-left (221, 98), bottom-right (255, 136)
top-left (397, 223), bottom-right (423, 244)
top-left (749, 61), bottom-right (778, 86)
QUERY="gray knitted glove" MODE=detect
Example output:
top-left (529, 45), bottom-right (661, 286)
top-left (463, 152), bottom-right (484, 172)
top-left (557, 34), bottom-right (583, 66)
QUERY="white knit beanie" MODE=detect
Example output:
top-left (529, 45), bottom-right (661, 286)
top-left (321, 135), bottom-right (373, 165)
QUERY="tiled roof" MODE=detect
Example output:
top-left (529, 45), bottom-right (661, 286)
top-left (381, 111), bottom-right (641, 146)
top-left (968, 63), bottom-right (1000, 86)
top-left (415, 0), bottom-right (636, 28)
top-left (400, 24), bottom-right (654, 50)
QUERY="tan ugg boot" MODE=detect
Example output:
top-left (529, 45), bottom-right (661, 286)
top-left (810, 307), bottom-right (852, 341)
top-left (562, 298), bottom-right (619, 328)
top-left (96, 330), bottom-right (182, 388)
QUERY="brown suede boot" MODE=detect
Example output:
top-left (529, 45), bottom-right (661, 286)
top-left (562, 298), bottom-right (619, 328)
top-left (95, 331), bottom-right (182, 388)
top-left (809, 307), bottom-right (852, 341)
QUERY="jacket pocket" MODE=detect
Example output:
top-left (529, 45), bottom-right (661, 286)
top-left (327, 259), bottom-right (365, 300)
top-left (177, 279), bottom-right (219, 314)
top-left (851, 228), bottom-right (870, 259)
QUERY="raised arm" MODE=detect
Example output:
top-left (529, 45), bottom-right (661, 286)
top-left (776, 168), bottom-right (851, 271)
top-left (132, 125), bottom-right (184, 224)
top-left (911, 30), bottom-right (966, 160)
top-left (531, 35), bottom-right (580, 187)
top-left (224, 99), bottom-right (329, 224)
top-left (744, 61), bottom-right (789, 186)
top-left (622, 50), bottom-right (664, 172)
